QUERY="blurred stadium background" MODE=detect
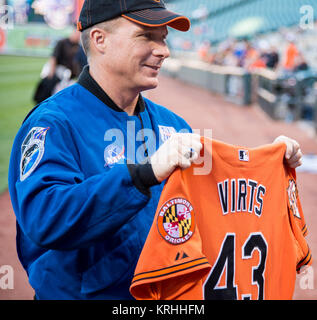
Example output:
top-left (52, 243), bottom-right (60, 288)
top-left (0, 0), bottom-right (317, 300)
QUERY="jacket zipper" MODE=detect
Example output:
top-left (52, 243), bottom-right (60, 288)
top-left (137, 114), bottom-right (149, 159)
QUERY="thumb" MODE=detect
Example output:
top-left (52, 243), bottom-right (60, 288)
top-left (285, 144), bottom-right (292, 160)
top-left (285, 140), bottom-right (300, 160)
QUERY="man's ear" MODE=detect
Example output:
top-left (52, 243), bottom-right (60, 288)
top-left (90, 27), bottom-right (107, 54)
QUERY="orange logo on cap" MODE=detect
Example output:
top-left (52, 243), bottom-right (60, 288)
top-left (153, 0), bottom-right (161, 2)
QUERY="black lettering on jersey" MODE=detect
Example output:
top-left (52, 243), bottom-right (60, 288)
top-left (231, 179), bottom-right (236, 213)
top-left (218, 178), bottom-right (266, 217)
top-left (254, 185), bottom-right (266, 217)
top-left (248, 180), bottom-right (258, 213)
top-left (237, 179), bottom-right (247, 212)
top-left (218, 179), bottom-right (229, 215)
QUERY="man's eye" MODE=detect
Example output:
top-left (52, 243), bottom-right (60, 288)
top-left (139, 32), bottom-right (167, 42)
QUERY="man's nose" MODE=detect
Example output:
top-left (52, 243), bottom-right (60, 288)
top-left (153, 41), bottom-right (170, 59)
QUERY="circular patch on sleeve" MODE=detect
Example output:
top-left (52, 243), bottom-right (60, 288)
top-left (157, 198), bottom-right (195, 245)
top-left (20, 127), bottom-right (50, 181)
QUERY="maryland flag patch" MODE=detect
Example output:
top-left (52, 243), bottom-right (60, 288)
top-left (157, 198), bottom-right (195, 245)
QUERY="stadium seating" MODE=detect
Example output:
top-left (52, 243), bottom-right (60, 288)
top-left (166, 0), bottom-right (317, 47)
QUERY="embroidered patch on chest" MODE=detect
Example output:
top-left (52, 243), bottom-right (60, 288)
top-left (104, 143), bottom-right (125, 168)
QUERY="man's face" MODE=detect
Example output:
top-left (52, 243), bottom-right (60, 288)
top-left (103, 18), bottom-right (170, 92)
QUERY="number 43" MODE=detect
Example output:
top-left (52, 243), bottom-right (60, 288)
top-left (203, 232), bottom-right (267, 300)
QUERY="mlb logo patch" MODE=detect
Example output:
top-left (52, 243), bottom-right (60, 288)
top-left (239, 149), bottom-right (249, 162)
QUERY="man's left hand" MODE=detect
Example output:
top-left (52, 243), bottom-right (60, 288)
top-left (273, 135), bottom-right (303, 168)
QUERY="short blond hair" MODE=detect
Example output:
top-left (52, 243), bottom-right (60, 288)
top-left (80, 17), bottom-right (121, 60)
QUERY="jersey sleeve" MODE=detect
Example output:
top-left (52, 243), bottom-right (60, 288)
top-left (286, 168), bottom-right (312, 273)
top-left (130, 168), bottom-right (211, 300)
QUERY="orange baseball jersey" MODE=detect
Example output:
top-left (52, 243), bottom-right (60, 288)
top-left (130, 138), bottom-right (312, 300)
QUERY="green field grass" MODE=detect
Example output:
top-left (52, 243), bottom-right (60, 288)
top-left (0, 55), bottom-right (47, 194)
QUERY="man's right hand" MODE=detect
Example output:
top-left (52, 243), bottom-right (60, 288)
top-left (150, 133), bottom-right (202, 182)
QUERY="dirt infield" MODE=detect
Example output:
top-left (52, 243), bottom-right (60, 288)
top-left (0, 74), bottom-right (316, 300)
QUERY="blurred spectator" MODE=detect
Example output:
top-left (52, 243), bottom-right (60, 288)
top-left (222, 46), bottom-right (239, 66)
top-left (196, 28), bottom-right (311, 77)
top-left (33, 27), bottom-right (84, 104)
top-left (283, 35), bottom-right (299, 71)
top-left (243, 41), bottom-right (258, 67)
top-left (198, 40), bottom-right (214, 63)
top-left (243, 40), bottom-right (266, 70)
top-left (265, 46), bottom-right (279, 69)
top-left (293, 53), bottom-right (309, 72)
top-left (233, 40), bottom-right (247, 67)
top-left (47, 27), bottom-right (82, 79)
top-left (247, 51), bottom-right (266, 70)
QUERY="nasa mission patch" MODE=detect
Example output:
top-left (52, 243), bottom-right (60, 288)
top-left (20, 127), bottom-right (50, 181)
top-left (157, 198), bottom-right (195, 245)
top-left (104, 143), bottom-right (125, 168)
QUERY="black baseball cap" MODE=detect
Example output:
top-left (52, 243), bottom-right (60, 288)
top-left (77, 0), bottom-right (190, 32)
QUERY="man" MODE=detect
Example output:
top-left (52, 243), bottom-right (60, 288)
top-left (33, 27), bottom-right (82, 104)
top-left (48, 27), bottom-right (82, 79)
top-left (8, 0), bottom-right (302, 300)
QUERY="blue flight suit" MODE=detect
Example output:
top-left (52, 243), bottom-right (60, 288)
top-left (8, 67), bottom-right (191, 299)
